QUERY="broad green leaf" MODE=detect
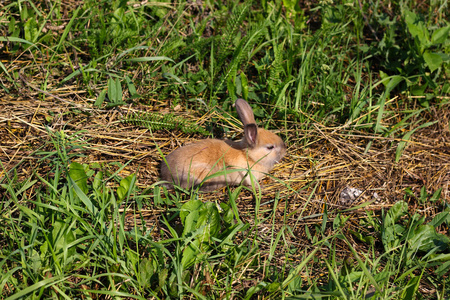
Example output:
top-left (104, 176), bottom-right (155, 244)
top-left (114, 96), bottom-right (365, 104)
top-left (158, 268), bottom-right (168, 290)
top-left (8, 17), bottom-right (16, 35)
top-left (138, 258), bottom-right (154, 288)
top-left (429, 210), bottom-right (450, 228)
top-left (282, 0), bottom-right (297, 11)
top-left (107, 77), bottom-right (125, 107)
top-left (69, 162), bottom-right (88, 194)
top-left (427, 253), bottom-right (450, 263)
top-left (30, 249), bottom-right (41, 274)
top-left (40, 241), bottom-right (48, 259)
top-left (95, 88), bottom-right (107, 107)
top-left (240, 72), bottom-right (249, 100)
top-left (197, 202), bottom-right (220, 240)
top-left (24, 18), bottom-right (38, 43)
top-left (117, 174), bottom-right (136, 201)
top-left (350, 230), bottom-right (375, 245)
top-left (410, 83), bottom-right (427, 96)
top-left (379, 70), bottom-right (388, 84)
top-left (423, 51), bottom-right (443, 72)
top-left (383, 201), bottom-right (408, 250)
top-left (193, 205), bottom-right (213, 245)
top-left (114, 78), bottom-right (122, 103)
top-left (267, 282), bottom-right (280, 293)
top-left (385, 75), bottom-right (404, 91)
top-left (220, 202), bottom-right (234, 224)
top-left (287, 272), bottom-right (302, 293)
top-left (180, 199), bottom-right (203, 224)
top-left (404, 9), bottom-right (429, 49)
top-left (382, 225), bottom-right (404, 250)
top-left (386, 200), bottom-right (408, 225)
top-left (125, 75), bottom-right (138, 97)
top-left (419, 186), bottom-right (428, 203)
top-left (181, 239), bottom-right (200, 268)
top-left (108, 77), bottom-right (117, 102)
top-left (431, 25), bottom-right (450, 44)
top-left (435, 260), bottom-right (450, 276)
top-left (126, 250), bottom-right (139, 267)
top-left (93, 171), bottom-right (103, 191)
top-left (182, 209), bottom-right (200, 236)
top-left (409, 225), bottom-right (450, 253)
top-left (244, 282), bottom-right (268, 300)
top-left (430, 188), bottom-right (442, 202)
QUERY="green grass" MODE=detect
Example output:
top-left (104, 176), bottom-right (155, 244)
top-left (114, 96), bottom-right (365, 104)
top-left (1, 0), bottom-right (450, 298)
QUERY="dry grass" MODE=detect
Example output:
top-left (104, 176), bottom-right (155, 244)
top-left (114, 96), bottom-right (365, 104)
top-left (1, 81), bottom-right (449, 231)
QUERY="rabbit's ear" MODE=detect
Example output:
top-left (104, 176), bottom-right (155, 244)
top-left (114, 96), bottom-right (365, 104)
top-left (235, 98), bottom-right (256, 125)
top-left (244, 124), bottom-right (258, 147)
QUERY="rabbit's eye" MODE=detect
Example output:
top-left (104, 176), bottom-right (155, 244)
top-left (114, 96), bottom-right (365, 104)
top-left (266, 145), bottom-right (275, 150)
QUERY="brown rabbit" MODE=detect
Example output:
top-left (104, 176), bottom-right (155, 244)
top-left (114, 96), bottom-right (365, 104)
top-left (160, 99), bottom-right (286, 190)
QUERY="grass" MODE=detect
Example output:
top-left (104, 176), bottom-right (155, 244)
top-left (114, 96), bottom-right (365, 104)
top-left (1, 0), bottom-right (449, 298)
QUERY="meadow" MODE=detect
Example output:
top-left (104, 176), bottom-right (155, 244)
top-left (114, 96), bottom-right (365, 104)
top-left (0, 0), bottom-right (449, 298)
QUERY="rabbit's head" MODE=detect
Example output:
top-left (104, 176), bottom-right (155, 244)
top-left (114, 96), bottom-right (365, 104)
top-left (233, 98), bottom-right (286, 171)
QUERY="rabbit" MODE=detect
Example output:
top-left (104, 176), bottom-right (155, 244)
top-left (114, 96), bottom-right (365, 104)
top-left (160, 98), bottom-right (286, 191)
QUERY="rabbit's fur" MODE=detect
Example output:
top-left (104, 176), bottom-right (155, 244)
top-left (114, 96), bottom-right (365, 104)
top-left (160, 99), bottom-right (286, 190)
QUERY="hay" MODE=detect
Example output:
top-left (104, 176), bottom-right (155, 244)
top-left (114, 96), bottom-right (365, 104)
top-left (2, 84), bottom-right (449, 208)
top-left (1, 78), bottom-right (449, 290)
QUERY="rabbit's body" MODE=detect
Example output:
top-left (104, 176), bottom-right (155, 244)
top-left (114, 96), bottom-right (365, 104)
top-left (161, 99), bottom-right (286, 190)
